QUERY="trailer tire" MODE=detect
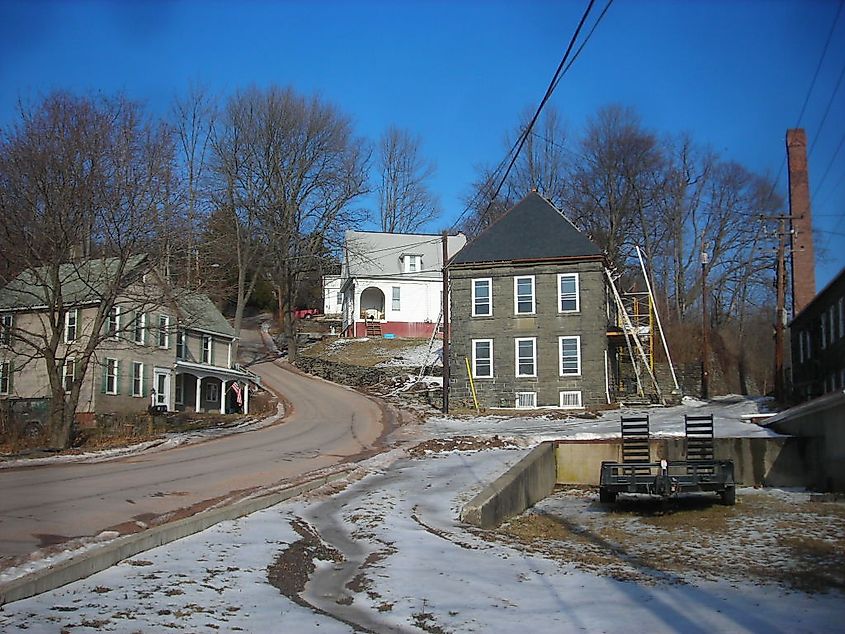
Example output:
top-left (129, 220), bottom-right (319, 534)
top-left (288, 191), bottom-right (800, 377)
top-left (599, 487), bottom-right (617, 504)
top-left (721, 486), bottom-right (736, 506)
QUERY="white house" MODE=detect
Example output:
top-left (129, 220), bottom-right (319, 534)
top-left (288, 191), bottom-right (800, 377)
top-left (340, 230), bottom-right (467, 338)
top-left (322, 274), bottom-right (343, 316)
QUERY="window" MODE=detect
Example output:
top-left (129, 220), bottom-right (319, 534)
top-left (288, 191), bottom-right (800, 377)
top-left (821, 315), bottom-right (828, 349)
top-left (514, 276), bottom-right (535, 315)
top-left (560, 391), bottom-right (583, 409)
top-left (472, 278), bottom-right (492, 317)
top-left (64, 309), bottom-right (78, 343)
top-left (131, 361), bottom-right (144, 397)
top-left (830, 305), bottom-right (838, 342)
top-left (559, 336), bottom-right (581, 376)
top-left (403, 254), bottom-right (421, 273)
top-left (104, 358), bottom-right (119, 395)
top-left (132, 312), bottom-right (145, 345)
top-left (802, 331), bottom-right (812, 361)
top-left (515, 392), bottom-right (537, 409)
top-left (176, 330), bottom-right (186, 359)
top-left (107, 306), bottom-right (120, 339)
top-left (158, 315), bottom-right (170, 348)
top-left (175, 374), bottom-right (184, 405)
top-left (392, 286), bottom-right (401, 311)
top-left (0, 361), bottom-right (11, 395)
top-left (63, 358), bottom-right (75, 391)
top-left (202, 335), bottom-right (212, 364)
top-left (839, 297), bottom-right (844, 339)
top-left (515, 337), bottom-right (537, 377)
top-left (0, 313), bottom-right (12, 346)
top-left (336, 291), bottom-right (343, 307)
top-left (472, 339), bottom-right (493, 378)
top-left (206, 381), bottom-right (219, 402)
top-left (798, 330), bottom-right (806, 363)
top-left (558, 273), bottom-right (580, 313)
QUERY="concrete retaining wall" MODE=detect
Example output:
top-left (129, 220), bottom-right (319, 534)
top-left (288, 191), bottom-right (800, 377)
top-left (554, 437), bottom-right (815, 487)
top-left (765, 391), bottom-right (845, 491)
top-left (0, 470), bottom-right (350, 606)
top-left (460, 442), bottom-right (557, 529)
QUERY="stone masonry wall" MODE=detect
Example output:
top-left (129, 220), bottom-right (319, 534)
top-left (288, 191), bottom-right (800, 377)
top-left (448, 260), bottom-right (608, 409)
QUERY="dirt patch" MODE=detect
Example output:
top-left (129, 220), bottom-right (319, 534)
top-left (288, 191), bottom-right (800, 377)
top-left (407, 435), bottom-right (519, 457)
top-left (302, 337), bottom-right (432, 368)
top-left (267, 518), bottom-right (344, 602)
top-left (493, 486), bottom-right (845, 593)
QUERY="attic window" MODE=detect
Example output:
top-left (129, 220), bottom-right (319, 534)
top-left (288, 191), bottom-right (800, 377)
top-left (402, 254), bottom-right (421, 273)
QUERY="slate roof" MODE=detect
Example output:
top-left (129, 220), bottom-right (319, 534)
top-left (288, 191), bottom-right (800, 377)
top-left (177, 292), bottom-right (236, 338)
top-left (449, 192), bottom-right (602, 265)
top-left (0, 254), bottom-right (149, 310)
top-left (344, 231), bottom-right (467, 279)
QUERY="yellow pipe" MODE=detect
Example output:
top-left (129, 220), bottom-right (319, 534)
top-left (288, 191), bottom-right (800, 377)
top-left (465, 357), bottom-right (480, 412)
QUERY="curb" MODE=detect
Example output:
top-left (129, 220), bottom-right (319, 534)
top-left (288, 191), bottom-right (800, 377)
top-left (0, 468), bottom-right (352, 606)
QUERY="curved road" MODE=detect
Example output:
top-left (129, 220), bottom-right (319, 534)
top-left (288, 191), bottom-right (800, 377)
top-left (0, 325), bottom-right (391, 563)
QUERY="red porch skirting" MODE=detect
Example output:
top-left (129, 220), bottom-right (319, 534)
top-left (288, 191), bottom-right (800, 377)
top-left (353, 321), bottom-right (441, 338)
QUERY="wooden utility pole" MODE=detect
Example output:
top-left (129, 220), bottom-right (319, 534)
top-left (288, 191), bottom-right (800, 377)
top-left (774, 217), bottom-right (787, 401)
top-left (441, 232), bottom-right (450, 414)
top-left (700, 247), bottom-right (710, 400)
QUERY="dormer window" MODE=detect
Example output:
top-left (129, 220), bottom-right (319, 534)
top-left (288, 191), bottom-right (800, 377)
top-left (402, 254), bottom-right (422, 273)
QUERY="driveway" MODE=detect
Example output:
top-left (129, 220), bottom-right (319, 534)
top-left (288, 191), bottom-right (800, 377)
top-left (0, 324), bottom-right (394, 566)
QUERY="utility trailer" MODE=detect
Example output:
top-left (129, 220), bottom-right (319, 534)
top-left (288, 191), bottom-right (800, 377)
top-left (599, 414), bottom-right (736, 505)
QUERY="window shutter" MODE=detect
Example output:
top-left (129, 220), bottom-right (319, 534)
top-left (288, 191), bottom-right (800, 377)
top-left (115, 359), bottom-right (120, 395)
top-left (143, 365), bottom-right (148, 398)
top-left (8, 360), bottom-right (14, 393)
top-left (145, 313), bottom-right (151, 345)
top-left (101, 361), bottom-right (108, 394)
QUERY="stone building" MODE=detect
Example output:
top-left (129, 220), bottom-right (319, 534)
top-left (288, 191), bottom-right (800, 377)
top-left (448, 192), bottom-right (609, 410)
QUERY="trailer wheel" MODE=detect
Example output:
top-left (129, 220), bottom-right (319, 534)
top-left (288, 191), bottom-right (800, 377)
top-left (599, 487), bottom-right (617, 504)
top-left (721, 487), bottom-right (736, 506)
top-left (23, 421), bottom-right (43, 439)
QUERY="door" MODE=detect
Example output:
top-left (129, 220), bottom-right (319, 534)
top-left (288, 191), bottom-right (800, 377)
top-left (154, 369), bottom-right (171, 410)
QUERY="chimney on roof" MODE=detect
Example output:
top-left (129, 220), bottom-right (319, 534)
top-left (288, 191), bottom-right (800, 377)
top-left (786, 129), bottom-right (816, 315)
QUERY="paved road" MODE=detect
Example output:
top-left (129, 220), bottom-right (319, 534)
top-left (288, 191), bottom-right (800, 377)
top-left (0, 325), bottom-right (391, 563)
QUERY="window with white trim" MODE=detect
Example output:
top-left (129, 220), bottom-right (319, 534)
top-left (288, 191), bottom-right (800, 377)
top-left (0, 313), bottom-right (12, 346)
top-left (559, 390), bottom-right (583, 409)
top-left (63, 358), bottom-right (75, 391)
top-left (107, 306), bottom-right (120, 339)
top-left (830, 306), bottom-right (837, 342)
top-left (514, 276), bottom-right (535, 315)
top-left (558, 273), bottom-right (580, 313)
top-left (131, 361), bottom-right (144, 397)
top-left (515, 337), bottom-right (537, 377)
top-left (472, 278), bottom-right (492, 317)
top-left (158, 315), bottom-right (170, 348)
top-left (202, 335), bottom-right (213, 364)
top-left (206, 381), bottom-right (219, 402)
top-left (392, 286), bottom-right (401, 311)
top-left (472, 339), bottom-right (493, 378)
top-left (515, 392), bottom-right (537, 409)
top-left (559, 336), bottom-right (581, 376)
top-left (0, 361), bottom-right (10, 395)
top-left (132, 312), bottom-right (145, 344)
top-left (64, 309), bottom-right (78, 343)
top-left (176, 329), bottom-right (186, 359)
top-left (105, 358), bottom-right (119, 395)
top-left (402, 254), bottom-right (421, 273)
top-left (821, 315), bottom-right (828, 349)
top-left (175, 374), bottom-right (184, 405)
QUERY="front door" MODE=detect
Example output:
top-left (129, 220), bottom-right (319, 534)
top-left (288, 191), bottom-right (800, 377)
top-left (154, 369), bottom-right (171, 410)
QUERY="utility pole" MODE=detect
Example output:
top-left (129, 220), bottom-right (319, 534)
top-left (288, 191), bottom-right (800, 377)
top-left (774, 217), bottom-right (787, 402)
top-left (441, 232), bottom-right (450, 414)
top-left (700, 246), bottom-right (710, 400)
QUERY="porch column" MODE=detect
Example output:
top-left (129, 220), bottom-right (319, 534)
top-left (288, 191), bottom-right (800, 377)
top-left (243, 382), bottom-right (249, 414)
top-left (221, 380), bottom-right (228, 414)
top-left (195, 377), bottom-right (202, 413)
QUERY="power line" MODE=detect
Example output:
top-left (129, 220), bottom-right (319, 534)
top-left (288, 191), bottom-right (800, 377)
top-left (476, 0), bottom-right (603, 227)
top-left (813, 128), bottom-right (845, 196)
top-left (808, 60), bottom-right (845, 158)
top-left (795, 0), bottom-right (844, 127)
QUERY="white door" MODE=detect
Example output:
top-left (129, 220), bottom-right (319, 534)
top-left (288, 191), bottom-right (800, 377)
top-left (154, 369), bottom-right (171, 410)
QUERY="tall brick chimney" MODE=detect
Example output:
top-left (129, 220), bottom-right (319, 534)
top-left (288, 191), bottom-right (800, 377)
top-left (786, 128), bottom-right (816, 315)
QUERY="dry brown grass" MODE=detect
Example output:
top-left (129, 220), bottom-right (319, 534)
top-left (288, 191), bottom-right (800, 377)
top-left (302, 337), bottom-right (430, 368)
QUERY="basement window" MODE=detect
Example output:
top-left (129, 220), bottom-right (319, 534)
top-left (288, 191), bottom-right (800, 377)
top-left (560, 391), bottom-right (583, 409)
top-left (515, 392), bottom-right (537, 409)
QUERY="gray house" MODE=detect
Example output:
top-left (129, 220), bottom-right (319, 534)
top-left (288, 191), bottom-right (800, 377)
top-left (448, 192), bottom-right (609, 410)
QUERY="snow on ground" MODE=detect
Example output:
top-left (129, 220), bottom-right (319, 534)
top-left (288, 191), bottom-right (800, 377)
top-left (2, 442), bottom-right (842, 633)
top-left (377, 342), bottom-right (442, 368)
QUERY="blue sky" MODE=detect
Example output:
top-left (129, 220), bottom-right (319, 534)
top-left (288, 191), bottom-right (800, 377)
top-left (1, 0), bottom-right (843, 289)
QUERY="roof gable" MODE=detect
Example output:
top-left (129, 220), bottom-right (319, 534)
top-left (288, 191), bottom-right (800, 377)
top-left (344, 231), bottom-right (467, 278)
top-left (450, 192), bottom-right (602, 265)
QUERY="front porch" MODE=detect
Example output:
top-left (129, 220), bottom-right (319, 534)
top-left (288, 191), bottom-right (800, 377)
top-left (174, 361), bottom-right (254, 414)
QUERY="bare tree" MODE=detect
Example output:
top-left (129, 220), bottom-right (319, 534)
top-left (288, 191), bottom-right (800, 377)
top-left (0, 93), bottom-right (176, 448)
top-left (377, 126), bottom-right (439, 233)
